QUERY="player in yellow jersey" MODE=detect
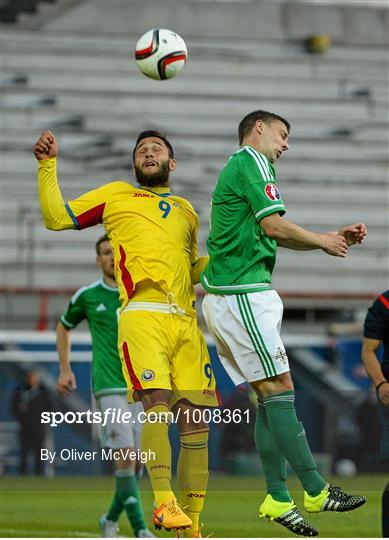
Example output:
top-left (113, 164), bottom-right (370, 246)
top-left (34, 130), bottom-right (219, 537)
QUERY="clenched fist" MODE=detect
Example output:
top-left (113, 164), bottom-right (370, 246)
top-left (338, 223), bottom-right (367, 246)
top-left (378, 382), bottom-right (389, 407)
top-left (33, 130), bottom-right (58, 160)
top-left (57, 369), bottom-right (77, 397)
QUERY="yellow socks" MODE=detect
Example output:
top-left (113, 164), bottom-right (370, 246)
top-left (177, 429), bottom-right (209, 535)
top-left (141, 403), bottom-right (175, 507)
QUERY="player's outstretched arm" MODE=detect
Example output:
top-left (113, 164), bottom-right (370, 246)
top-left (56, 321), bottom-right (77, 397)
top-left (260, 213), bottom-right (348, 257)
top-left (34, 131), bottom-right (74, 231)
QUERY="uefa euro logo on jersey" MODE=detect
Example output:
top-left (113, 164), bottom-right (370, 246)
top-left (265, 184), bottom-right (281, 201)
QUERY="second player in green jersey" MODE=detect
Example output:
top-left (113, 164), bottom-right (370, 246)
top-left (201, 146), bottom-right (285, 294)
top-left (61, 278), bottom-right (124, 397)
top-left (202, 109), bottom-right (367, 537)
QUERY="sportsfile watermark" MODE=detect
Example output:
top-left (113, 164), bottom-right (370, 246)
top-left (41, 407), bottom-right (252, 427)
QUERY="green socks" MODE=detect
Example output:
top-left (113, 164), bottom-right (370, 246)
top-left (263, 391), bottom-right (326, 496)
top-left (107, 469), bottom-right (147, 535)
top-left (106, 489), bottom-right (123, 522)
top-left (254, 402), bottom-right (291, 502)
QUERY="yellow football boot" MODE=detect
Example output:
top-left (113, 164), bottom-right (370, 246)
top-left (152, 499), bottom-right (192, 532)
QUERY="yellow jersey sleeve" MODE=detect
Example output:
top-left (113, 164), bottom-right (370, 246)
top-left (66, 181), bottom-right (129, 230)
top-left (38, 157), bottom-right (74, 230)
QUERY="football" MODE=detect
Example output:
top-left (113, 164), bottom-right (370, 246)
top-left (135, 28), bottom-right (187, 80)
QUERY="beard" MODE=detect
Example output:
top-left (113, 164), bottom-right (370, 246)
top-left (134, 160), bottom-right (170, 187)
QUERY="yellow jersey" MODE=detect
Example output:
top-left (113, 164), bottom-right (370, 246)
top-left (38, 158), bottom-right (206, 316)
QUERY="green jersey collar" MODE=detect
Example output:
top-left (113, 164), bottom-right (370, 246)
top-left (100, 279), bottom-right (118, 292)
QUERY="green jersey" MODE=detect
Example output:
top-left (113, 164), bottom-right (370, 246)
top-left (201, 145), bottom-right (286, 295)
top-left (61, 279), bottom-right (126, 397)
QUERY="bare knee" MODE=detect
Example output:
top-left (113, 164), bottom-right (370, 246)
top-left (114, 450), bottom-right (136, 472)
top-left (173, 400), bottom-right (209, 433)
top-left (251, 371), bottom-right (294, 397)
top-left (137, 388), bottom-right (172, 411)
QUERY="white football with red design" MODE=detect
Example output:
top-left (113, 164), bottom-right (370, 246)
top-left (135, 28), bottom-right (187, 80)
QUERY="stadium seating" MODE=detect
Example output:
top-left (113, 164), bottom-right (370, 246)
top-left (1, 2), bottom-right (388, 308)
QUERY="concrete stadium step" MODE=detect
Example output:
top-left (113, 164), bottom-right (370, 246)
top-left (2, 92), bottom-right (56, 109)
top-left (5, 125), bottom-right (387, 162)
top-left (2, 109), bottom-right (83, 131)
top-left (277, 250), bottom-right (385, 273)
top-left (60, 96), bottom-right (376, 122)
top-left (3, 65), bottom-right (387, 101)
top-left (279, 184), bottom-right (387, 204)
top-left (276, 159), bottom-right (388, 184)
top-left (4, 77), bottom-right (387, 125)
top-left (114, 137), bottom-right (388, 162)
top-left (3, 28), bottom-right (388, 63)
top-left (15, 0), bottom-right (80, 28)
top-left (8, 104), bottom-right (387, 149)
top-left (1, 72), bottom-right (29, 87)
top-left (4, 102), bottom-right (388, 141)
top-left (272, 271), bottom-right (386, 295)
top-left (1, 263), bottom-right (100, 289)
top-left (3, 46), bottom-right (388, 83)
top-left (2, 173), bottom-right (124, 196)
top-left (0, 224), bottom-right (102, 244)
top-left (3, 149), bottom-right (387, 184)
top-left (80, 112), bottom-right (389, 141)
top-left (3, 54), bottom-right (388, 101)
top-left (4, 130), bottom-right (112, 153)
top-left (278, 208), bottom-right (387, 228)
top-left (37, 1), bottom-right (387, 47)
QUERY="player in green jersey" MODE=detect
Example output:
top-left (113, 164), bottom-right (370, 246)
top-left (56, 235), bottom-right (154, 538)
top-left (201, 110), bottom-right (367, 537)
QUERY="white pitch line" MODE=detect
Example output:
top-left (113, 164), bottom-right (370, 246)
top-left (0, 529), bottom-right (98, 538)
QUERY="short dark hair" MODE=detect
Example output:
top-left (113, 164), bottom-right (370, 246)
top-left (238, 110), bottom-right (290, 145)
top-left (95, 234), bottom-right (109, 255)
top-left (132, 130), bottom-right (174, 161)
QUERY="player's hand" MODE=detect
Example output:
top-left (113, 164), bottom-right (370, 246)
top-left (378, 382), bottom-right (389, 407)
top-left (57, 369), bottom-right (77, 397)
top-left (338, 223), bottom-right (367, 246)
top-left (321, 232), bottom-right (348, 257)
top-left (33, 130), bottom-right (58, 160)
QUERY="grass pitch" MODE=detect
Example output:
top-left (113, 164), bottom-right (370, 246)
top-left (0, 474), bottom-right (384, 537)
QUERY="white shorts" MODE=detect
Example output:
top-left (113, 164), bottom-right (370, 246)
top-left (202, 290), bottom-right (289, 385)
top-left (96, 394), bottom-right (144, 450)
